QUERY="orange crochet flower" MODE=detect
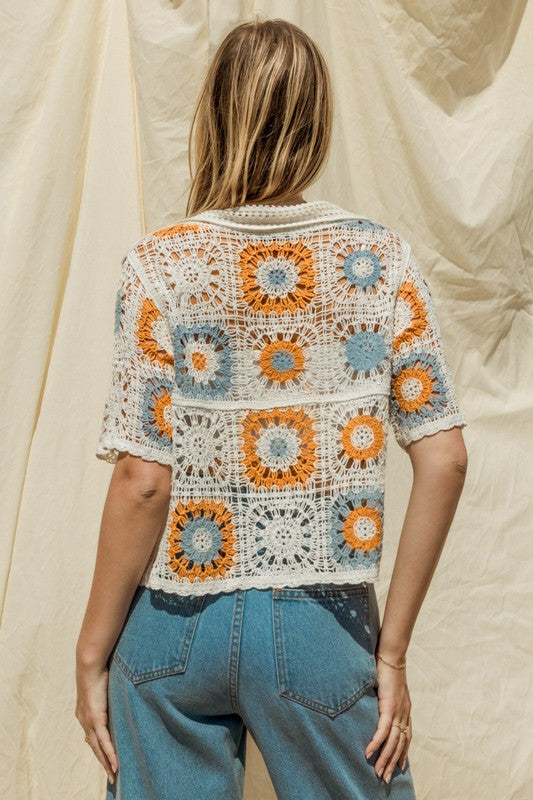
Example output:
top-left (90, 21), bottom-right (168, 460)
top-left (152, 223), bottom-right (200, 238)
top-left (151, 385), bottom-right (172, 441)
top-left (167, 499), bottom-right (238, 581)
top-left (342, 504), bottom-right (382, 552)
top-left (136, 298), bottom-right (174, 368)
top-left (392, 365), bottom-right (433, 413)
top-left (237, 240), bottom-right (316, 313)
top-left (340, 414), bottom-right (385, 466)
top-left (240, 407), bottom-right (317, 488)
top-left (258, 337), bottom-right (306, 384)
top-left (393, 280), bottom-right (428, 350)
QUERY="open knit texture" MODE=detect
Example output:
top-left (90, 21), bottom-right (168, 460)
top-left (96, 200), bottom-right (468, 596)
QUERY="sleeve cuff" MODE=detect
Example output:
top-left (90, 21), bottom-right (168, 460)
top-left (394, 412), bottom-right (468, 450)
top-left (96, 436), bottom-right (173, 466)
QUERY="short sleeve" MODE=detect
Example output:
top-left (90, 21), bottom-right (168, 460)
top-left (96, 247), bottom-right (175, 465)
top-left (388, 248), bottom-right (468, 450)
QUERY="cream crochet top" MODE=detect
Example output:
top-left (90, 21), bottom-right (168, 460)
top-left (96, 200), bottom-right (468, 595)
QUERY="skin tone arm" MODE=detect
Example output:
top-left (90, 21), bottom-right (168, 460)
top-left (75, 452), bottom-right (172, 785)
top-left (364, 426), bottom-right (468, 784)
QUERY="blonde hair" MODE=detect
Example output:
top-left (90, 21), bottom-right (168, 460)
top-left (186, 17), bottom-right (333, 216)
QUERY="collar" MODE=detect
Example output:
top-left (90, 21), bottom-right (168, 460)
top-left (190, 199), bottom-right (362, 231)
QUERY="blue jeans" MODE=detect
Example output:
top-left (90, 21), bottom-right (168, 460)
top-left (106, 581), bottom-right (417, 799)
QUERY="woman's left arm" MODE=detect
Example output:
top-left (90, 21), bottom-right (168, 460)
top-left (75, 453), bottom-right (171, 783)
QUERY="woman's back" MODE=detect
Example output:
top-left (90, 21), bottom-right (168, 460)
top-left (96, 198), bottom-right (467, 597)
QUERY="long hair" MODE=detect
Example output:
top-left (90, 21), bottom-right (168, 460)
top-left (186, 17), bottom-right (333, 216)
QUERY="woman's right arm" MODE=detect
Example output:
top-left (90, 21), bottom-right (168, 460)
top-left (364, 426), bottom-right (468, 782)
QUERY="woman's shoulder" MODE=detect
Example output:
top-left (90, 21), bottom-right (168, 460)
top-left (122, 215), bottom-right (210, 258)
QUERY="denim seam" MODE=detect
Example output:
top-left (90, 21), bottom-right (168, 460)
top-left (112, 651), bottom-right (186, 684)
top-left (227, 592), bottom-right (238, 709)
top-left (233, 592), bottom-right (245, 713)
top-left (279, 681), bottom-right (375, 717)
top-left (228, 590), bottom-right (245, 713)
top-left (273, 590), bottom-right (288, 697)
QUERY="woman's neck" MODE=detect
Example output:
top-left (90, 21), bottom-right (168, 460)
top-left (243, 192), bottom-right (306, 206)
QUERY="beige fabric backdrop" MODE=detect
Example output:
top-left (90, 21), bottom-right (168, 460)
top-left (1, 1), bottom-right (531, 797)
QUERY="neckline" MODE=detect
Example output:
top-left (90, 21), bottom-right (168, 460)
top-left (233, 200), bottom-right (314, 211)
top-left (191, 199), bottom-right (361, 229)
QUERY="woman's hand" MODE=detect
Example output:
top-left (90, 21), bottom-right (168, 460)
top-left (75, 657), bottom-right (118, 785)
top-left (364, 657), bottom-right (412, 783)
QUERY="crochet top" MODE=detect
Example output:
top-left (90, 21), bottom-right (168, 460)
top-left (96, 199), bottom-right (468, 596)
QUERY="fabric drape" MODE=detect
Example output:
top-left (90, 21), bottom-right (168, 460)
top-left (0, 1), bottom-right (531, 797)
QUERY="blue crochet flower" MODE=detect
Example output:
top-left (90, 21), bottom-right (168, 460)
top-left (328, 489), bottom-right (384, 568)
top-left (342, 249), bottom-right (384, 289)
top-left (270, 349), bottom-right (296, 373)
top-left (345, 330), bottom-right (387, 373)
top-left (180, 516), bottom-right (224, 565)
top-left (339, 218), bottom-right (387, 231)
top-left (173, 322), bottom-right (234, 399)
top-left (265, 264), bottom-right (290, 288)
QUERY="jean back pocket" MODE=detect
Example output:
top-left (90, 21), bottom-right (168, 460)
top-left (111, 586), bottom-right (206, 685)
top-left (272, 583), bottom-right (377, 717)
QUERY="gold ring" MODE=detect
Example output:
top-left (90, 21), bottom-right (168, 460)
top-left (393, 723), bottom-right (409, 735)
top-left (84, 735), bottom-right (90, 743)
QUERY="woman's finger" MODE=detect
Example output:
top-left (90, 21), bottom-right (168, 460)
top-left (95, 720), bottom-right (119, 774)
top-left (382, 727), bottom-right (408, 782)
top-left (373, 724), bottom-right (402, 778)
top-left (398, 734), bottom-right (409, 771)
top-left (400, 712), bottom-right (413, 770)
top-left (86, 730), bottom-right (116, 784)
top-left (364, 711), bottom-right (393, 758)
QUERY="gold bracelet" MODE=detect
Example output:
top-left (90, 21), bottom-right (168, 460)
top-left (376, 652), bottom-right (407, 670)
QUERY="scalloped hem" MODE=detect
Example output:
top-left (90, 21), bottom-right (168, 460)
top-left (397, 415), bottom-right (468, 450)
top-left (96, 439), bottom-right (173, 466)
top-left (138, 567), bottom-right (380, 597)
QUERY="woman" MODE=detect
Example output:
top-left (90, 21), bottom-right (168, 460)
top-left (76, 17), bottom-right (468, 800)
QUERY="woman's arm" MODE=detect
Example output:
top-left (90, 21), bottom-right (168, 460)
top-left (76, 453), bottom-right (171, 669)
top-left (365, 426), bottom-right (468, 781)
top-left (78, 245), bottom-right (176, 781)
top-left (378, 426), bottom-right (468, 661)
top-left (75, 453), bottom-right (171, 783)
